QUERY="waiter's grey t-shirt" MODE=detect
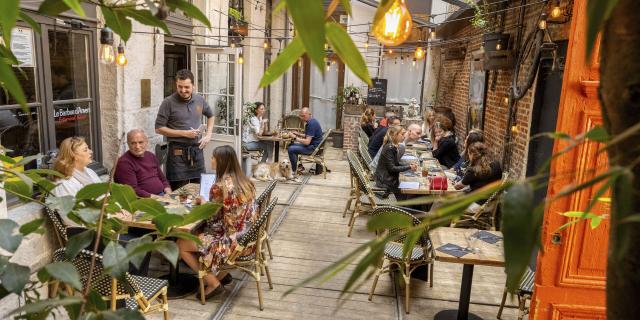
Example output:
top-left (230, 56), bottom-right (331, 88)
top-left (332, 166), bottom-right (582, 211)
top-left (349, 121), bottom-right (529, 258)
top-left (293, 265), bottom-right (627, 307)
top-left (155, 93), bottom-right (214, 144)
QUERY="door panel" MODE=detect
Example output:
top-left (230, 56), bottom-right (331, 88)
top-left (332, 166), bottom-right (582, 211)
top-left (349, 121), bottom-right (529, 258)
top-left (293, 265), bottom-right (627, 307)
top-left (530, 0), bottom-right (607, 318)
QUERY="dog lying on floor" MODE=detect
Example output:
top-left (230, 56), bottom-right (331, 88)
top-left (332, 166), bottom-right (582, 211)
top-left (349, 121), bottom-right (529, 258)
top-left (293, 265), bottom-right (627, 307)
top-left (253, 159), bottom-right (294, 181)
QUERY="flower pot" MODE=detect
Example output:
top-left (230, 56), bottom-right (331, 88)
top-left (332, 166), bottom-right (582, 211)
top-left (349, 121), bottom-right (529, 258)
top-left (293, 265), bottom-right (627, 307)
top-left (332, 130), bottom-right (344, 149)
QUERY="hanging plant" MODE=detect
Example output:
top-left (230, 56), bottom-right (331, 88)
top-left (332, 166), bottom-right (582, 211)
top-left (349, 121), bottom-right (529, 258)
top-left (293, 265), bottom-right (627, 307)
top-left (462, 0), bottom-right (490, 31)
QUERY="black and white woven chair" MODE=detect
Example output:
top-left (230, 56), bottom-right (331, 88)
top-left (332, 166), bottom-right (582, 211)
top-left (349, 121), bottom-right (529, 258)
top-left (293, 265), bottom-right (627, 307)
top-left (297, 129), bottom-right (333, 179)
top-left (52, 248), bottom-right (169, 319)
top-left (44, 207), bottom-right (68, 247)
top-left (497, 267), bottom-right (535, 320)
top-left (256, 180), bottom-right (278, 259)
top-left (345, 150), bottom-right (397, 237)
top-left (367, 206), bottom-right (435, 314)
top-left (358, 126), bottom-right (370, 146)
top-left (198, 198), bottom-right (277, 309)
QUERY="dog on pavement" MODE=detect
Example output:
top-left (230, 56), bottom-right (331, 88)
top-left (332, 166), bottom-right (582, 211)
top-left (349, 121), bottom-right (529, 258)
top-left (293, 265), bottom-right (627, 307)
top-left (253, 159), bottom-right (294, 181)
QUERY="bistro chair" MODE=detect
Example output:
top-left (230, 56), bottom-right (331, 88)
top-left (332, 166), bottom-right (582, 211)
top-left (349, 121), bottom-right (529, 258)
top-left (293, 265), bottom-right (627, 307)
top-left (297, 129), bottom-right (333, 179)
top-left (358, 126), bottom-right (370, 146)
top-left (198, 198), bottom-right (277, 309)
top-left (497, 267), bottom-right (535, 320)
top-left (450, 173), bottom-right (509, 230)
top-left (346, 150), bottom-right (397, 237)
top-left (241, 142), bottom-right (265, 162)
top-left (358, 137), bottom-right (377, 174)
top-left (367, 206), bottom-right (435, 314)
top-left (52, 248), bottom-right (169, 319)
top-left (283, 114), bottom-right (305, 132)
top-left (44, 207), bottom-right (68, 247)
top-left (256, 180), bottom-right (278, 259)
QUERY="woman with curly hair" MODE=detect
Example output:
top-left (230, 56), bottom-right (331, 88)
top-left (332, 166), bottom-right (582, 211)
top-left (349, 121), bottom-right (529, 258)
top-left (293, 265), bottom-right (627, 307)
top-left (455, 142), bottom-right (502, 204)
top-left (177, 145), bottom-right (257, 300)
top-left (360, 107), bottom-right (377, 137)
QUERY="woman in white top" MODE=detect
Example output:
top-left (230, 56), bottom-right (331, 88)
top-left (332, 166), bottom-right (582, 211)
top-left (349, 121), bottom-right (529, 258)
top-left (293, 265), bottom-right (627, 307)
top-left (51, 136), bottom-right (101, 226)
top-left (242, 102), bottom-right (272, 162)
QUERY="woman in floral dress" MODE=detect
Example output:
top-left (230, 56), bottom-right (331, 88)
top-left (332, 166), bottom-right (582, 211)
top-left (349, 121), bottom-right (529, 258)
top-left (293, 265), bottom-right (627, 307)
top-left (177, 145), bottom-right (257, 300)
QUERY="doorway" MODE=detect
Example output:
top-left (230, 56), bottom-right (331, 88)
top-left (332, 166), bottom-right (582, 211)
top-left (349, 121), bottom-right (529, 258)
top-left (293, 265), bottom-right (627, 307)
top-left (164, 44), bottom-right (190, 98)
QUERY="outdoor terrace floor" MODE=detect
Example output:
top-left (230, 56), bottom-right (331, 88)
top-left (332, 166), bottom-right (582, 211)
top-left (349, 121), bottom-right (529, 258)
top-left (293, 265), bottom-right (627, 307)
top-left (146, 144), bottom-right (522, 320)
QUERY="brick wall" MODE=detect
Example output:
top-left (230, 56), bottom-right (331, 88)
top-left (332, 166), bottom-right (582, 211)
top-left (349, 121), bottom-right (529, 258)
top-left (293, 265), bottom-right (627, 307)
top-left (343, 113), bottom-right (360, 151)
top-left (435, 1), bottom-right (567, 179)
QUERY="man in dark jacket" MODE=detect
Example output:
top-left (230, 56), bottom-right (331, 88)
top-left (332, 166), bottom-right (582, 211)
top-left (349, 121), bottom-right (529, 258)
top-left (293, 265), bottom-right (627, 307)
top-left (368, 116), bottom-right (401, 158)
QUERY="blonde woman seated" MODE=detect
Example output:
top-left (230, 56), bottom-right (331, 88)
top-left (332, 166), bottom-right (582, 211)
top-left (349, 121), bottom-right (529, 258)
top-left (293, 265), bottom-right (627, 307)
top-left (177, 145), bottom-right (257, 300)
top-left (374, 125), bottom-right (418, 200)
top-left (51, 136), bottom-right (101, 227)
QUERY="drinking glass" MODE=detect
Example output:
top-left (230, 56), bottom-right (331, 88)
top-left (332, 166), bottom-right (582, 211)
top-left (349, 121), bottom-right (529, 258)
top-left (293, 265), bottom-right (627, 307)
top-left (466, 229), bottom-right (481, 254)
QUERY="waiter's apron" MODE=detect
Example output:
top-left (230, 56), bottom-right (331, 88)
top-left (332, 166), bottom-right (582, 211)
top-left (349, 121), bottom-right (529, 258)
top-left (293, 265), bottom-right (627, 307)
top-left (166, 142), bottom-right (205, 181)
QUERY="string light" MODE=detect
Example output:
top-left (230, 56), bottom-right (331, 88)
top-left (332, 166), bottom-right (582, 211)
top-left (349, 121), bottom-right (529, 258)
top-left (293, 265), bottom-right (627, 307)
top-left (412, 58), bottom-right (416, 67)
top-left (324, 43), bottom-right (329, 50)
top-left (238, 50), bottom-right (244, 64)
top-left (372, 0), bottom-right (413, 46)
top-left (538, 12), bottom-right (548, 30)
top-left (115, 42), bottom-right (127, 66)
top-left (326, 61), bottom-right (331, 71)
top-left (503, 96), bottom-right (509, 105)
top-left (364, 40), bottom-right (369, 49)
top-left (263, 40), bottom-right (269, 49)
top-left (99, 27), bottom-right (115, 64)
top-left (511, 125), bottom-right (519, 133)
top-left (230, 42), bottom-right (236, 48)
top-left (550, 0), bottom-right (562, 18)
top-left (430, 29), bottom-right (436, 40)
top-left (414, 46), bottom-right (425, 60)
top-left (496, 39), bottom-right (502, 51)
top-left (298, 58), bottom-right (303, 68)
top-left (388, 49), bottom-right (393, 54)
top-left (400, 55), bottom-right (405, 64)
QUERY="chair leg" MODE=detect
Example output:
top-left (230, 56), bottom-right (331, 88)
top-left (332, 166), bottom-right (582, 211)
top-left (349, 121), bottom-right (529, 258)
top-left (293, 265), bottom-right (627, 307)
top-left (347, 208), bottom-right (359, 237)
top-left (265, 238), bottom-right (274, 260)
top-left (162, 289), bottom-right (170, 320)
top-left (343, 195), bottom-right (354, 218)
top-left (48, 281), bottom-right (60, 298)
top-left (497, 288), bottom-right (508, 319)
top-left (517, 294), bottom-right (528, 320)
top-left (321, 160), bottom-right (327, 179)
top-left (255, 278), bottom-right (264, 311)
top-left (264, 265), bottom-right (274, 290)
top-left (404, 262), bottom-right (411, 314)
top-left (368, 258), bottom-right (386, 301)
top-left (198, 275), bottom-right (206, 305)
top-left (429, 262), bottom-right (434, 288)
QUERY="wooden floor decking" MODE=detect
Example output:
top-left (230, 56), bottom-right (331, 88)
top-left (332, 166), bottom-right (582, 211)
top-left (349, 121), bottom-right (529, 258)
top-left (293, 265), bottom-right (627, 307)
top-left (149, 146), bottom-right (521, 320)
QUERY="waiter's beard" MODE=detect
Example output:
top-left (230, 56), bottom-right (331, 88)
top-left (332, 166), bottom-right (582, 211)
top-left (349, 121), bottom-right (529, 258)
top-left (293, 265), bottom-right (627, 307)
top-left (178, 93), bottom-right (192, 102)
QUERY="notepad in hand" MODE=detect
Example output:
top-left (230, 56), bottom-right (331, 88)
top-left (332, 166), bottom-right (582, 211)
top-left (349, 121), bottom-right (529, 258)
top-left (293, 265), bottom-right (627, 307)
top-left (399, 181), bottom-right (420, 189)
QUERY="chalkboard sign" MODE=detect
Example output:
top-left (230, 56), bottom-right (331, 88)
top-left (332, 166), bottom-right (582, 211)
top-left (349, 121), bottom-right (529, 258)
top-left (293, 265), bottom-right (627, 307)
top-left (367, 78), bottom-right (387, 106)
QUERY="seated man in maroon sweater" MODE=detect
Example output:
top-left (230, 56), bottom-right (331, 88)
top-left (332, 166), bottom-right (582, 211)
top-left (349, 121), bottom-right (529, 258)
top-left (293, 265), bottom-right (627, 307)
top-left (115, 129), bottom-right (172, 197)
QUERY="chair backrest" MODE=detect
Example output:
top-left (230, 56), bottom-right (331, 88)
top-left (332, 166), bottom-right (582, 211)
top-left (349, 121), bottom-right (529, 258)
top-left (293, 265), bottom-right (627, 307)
top-left (308, 129), bottom-right (333, 157)
top-left (358, 127), bottom-right (370, 145)
top-left (238, 197), bottom-right (278, 249)
top-left (53, 248), bottom-right (137, 298)
top-left (346, 150), bottom-right (368, 193)
top-left (45, 207), bottom-right (68, 247)
top-left (519, 267), bottom-right (535, 294)
top-left (357, 139), bottom-right (375, 173)
top-left (370, 206), bottom-right (430, 247)
top-left (256, 180), bottom-right (277, 213)
top-left (283, 115), bottom-right (304, 132)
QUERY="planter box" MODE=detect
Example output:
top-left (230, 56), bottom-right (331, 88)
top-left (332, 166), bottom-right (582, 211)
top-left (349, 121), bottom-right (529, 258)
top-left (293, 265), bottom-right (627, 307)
top-left (483, 50), bottom-right (515, 70)
top-left (343, 103), bottom-right (364, 115)
top-left (229, 20), bottom-right (248, 37)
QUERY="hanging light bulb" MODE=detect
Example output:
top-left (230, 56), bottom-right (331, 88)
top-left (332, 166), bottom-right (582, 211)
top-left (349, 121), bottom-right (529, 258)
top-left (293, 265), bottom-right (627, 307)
top-left (99, 27), bottom-right (115, 64)
top-left (263, 40), bottom-right (269, 49)
top-left (364, 40), bottom-right (369, 49)
top-left (324, 43), bottom-right (329, 50)
top-left (550, 0), bottom-right (562, 18)
top-left (400, 55), bottom-right (405, 64)
top-left (430, 29), bottom-right (436, 40)
top-left (326, 61), bottom-right (331, 71)
top-left (372, 0), bottom-right (413, 46)
top-left (238, 51), bottom-right (244, 64)
top-left (297, 58), bottom-right (303, 68)
top-left (388, 49), bottom-right (393, 54)
top-left (538, 12), bottom-right (548, 30)
top-left (230, 42), bottom-right (236, 48)
top-left (414, 46), bottom-right (425, 60)
top-left (503, 96), bottom-right (509, 105)
top-left (511, 125), bottom-right (519, 133)
top-left (331, 59), bottom-right (336, 65)
top-left (412, 58), bottom-right (416, 67)
top-left (496, 40), bottom-right (503, 51)
top-left (115, 42), bottom-right (127, 66)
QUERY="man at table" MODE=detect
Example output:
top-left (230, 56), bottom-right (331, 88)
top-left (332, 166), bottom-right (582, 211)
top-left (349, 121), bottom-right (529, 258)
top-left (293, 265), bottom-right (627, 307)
top-left (287, 107), bottom-right (323, 175)
top-left (114, 129), bottom-right (172, 198)
top-left (155, 69), bottom-right (214, 190)
top-left (368, 116), bottom-right (401, 158)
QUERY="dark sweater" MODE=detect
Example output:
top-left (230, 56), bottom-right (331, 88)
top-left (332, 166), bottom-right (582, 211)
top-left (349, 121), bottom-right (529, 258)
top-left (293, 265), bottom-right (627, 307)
top-left (368, 126), bottom-right (388, 158)
top-left (433, 135), bottom-right (461, 169)
top-left (462, 160), bottom-right (503, 204)
top-left (361, 123), bottom-right (375, 137)
top-left (114, 151), bottom-right (170, 198)
top-left (374, 144), bottom-right (411, 194)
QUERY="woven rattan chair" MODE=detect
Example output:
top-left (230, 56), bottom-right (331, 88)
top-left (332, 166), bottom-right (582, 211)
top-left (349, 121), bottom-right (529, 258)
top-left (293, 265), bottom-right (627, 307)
top-left (52, 248), bottom-right (169, 319)
top-left (358, 126), bottom-right (370, 146)
top-left (197, 198), bottom-right (277, 309)
top-left (358, 137), bottom-right (376, 175)
top-left (450, 173), bottom-right (509, 230)
top-left (345, 150), bottom-right (397, 237)
top-left (242, 143), bottom-right (265, 161)
top-left (256, 180), bottom-right (278, 259)
top-left (297, 129), bottom-right (332, 179)
top-left (283, 114), bottom-right (305, 132)
top-left (497, 267), bottom-right (535, 320)
top-left (44, 207), bottom-right (68, 247)
top-left (367, 206), bottom-right (435, 314)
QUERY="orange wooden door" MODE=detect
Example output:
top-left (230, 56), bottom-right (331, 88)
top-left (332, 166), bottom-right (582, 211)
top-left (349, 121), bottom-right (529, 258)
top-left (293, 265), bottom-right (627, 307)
top-left (529, 0), bottom-right (608, 319)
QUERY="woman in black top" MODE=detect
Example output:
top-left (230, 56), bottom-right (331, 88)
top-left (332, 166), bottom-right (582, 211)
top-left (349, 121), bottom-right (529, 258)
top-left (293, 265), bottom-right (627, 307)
top-left (455, 142), bottom-right (502, 205)
top-left (432, 115), bottom-right (460, 168)
top-left (360, 107), bottom-right (377, 137)
top-left (375, 125), bottom-right (417, 197)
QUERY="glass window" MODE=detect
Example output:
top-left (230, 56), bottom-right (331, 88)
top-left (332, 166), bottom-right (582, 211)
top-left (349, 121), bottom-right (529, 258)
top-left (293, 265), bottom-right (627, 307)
top-left (0, 27), bottom-right (38, 104)
top-left (53, 101), bottom-right (92, 147)
top-left (48, 30), bottom-right (90, 101)
top-left (0, 107), bottom-right (41, 170)
top-left (196, 53), bottom-right (235, 135)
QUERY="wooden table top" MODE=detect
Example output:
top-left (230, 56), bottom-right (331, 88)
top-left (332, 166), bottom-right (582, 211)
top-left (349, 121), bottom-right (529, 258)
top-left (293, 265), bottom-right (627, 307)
top-left (429, 227), bottom-right (505, 267)
top-left (399, 152), bottom-right (461, 195)
top-left (257, 134), bottom-right (295, 142)
top-left (115, 183), bottom-right (215, 233)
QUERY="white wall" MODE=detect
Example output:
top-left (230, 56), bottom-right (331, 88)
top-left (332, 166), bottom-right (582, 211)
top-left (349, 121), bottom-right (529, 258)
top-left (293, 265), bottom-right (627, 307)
top-left (345, 1), bottom-right (378, 95)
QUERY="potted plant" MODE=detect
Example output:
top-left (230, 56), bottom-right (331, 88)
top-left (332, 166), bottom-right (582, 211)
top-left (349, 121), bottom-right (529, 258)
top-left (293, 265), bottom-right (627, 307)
top-left (228, 7), bottom-right (248, 37)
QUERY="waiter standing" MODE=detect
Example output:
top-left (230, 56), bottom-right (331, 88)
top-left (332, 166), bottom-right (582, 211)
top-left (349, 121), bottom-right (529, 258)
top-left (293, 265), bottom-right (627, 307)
top-left (155, 69), bottom-right (214, 190)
